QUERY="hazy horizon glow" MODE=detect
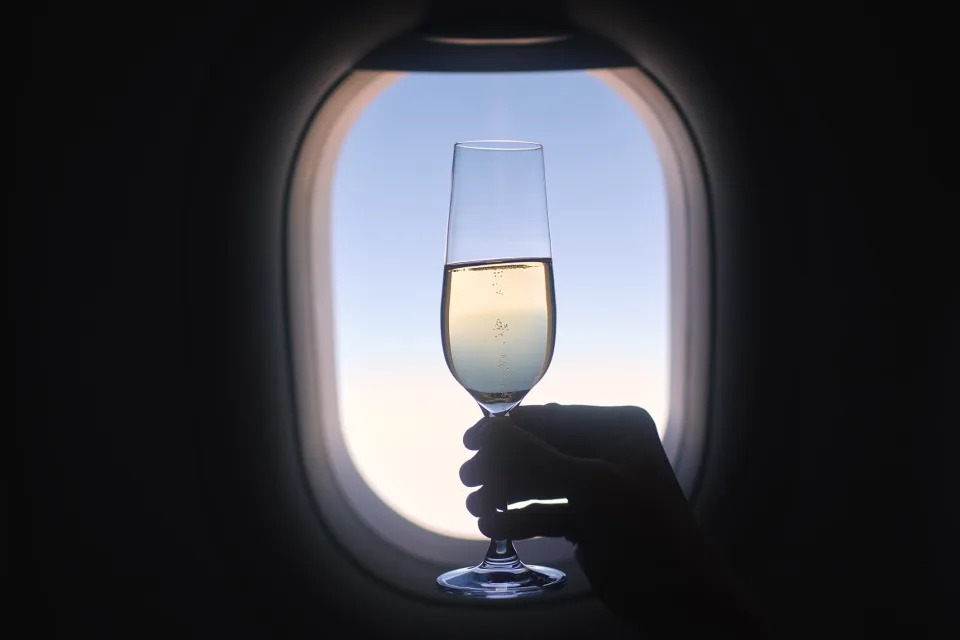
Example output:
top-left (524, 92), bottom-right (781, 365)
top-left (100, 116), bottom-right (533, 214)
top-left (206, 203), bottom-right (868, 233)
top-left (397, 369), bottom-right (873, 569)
top-left (330, 70), bottom-right (669, 539)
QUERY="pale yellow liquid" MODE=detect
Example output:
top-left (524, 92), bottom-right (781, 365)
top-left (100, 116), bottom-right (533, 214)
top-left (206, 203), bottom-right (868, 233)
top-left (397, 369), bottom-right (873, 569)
top-left (441, 258), bottom-right (556, 415)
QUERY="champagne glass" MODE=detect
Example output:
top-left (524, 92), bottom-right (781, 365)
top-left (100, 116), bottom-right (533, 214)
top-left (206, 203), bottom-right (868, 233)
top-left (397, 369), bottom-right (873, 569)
top-left (437, 140), bottom-right (566, 598)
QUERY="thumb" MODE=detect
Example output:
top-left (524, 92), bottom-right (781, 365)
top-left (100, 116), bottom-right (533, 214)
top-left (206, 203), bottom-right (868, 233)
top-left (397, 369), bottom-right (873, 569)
top-left (478, 502), bottom-right (580, 542)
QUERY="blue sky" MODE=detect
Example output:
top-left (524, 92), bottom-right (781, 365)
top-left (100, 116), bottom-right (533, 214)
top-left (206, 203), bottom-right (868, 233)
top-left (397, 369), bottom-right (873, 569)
top-left (329, 70), bottom-right (669, 539)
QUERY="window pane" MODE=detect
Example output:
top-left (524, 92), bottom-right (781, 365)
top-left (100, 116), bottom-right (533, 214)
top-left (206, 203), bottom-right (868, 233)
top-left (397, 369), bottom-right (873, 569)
top-left (331, 71), bottom-right (669, 540)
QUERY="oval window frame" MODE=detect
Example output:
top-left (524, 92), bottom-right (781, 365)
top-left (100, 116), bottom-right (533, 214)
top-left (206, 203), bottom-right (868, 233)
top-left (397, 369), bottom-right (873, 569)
top-left (285, 59), bottom-right (711, 602)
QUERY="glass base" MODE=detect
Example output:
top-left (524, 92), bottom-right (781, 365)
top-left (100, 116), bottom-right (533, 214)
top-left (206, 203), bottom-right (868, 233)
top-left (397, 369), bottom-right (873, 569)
top-left (437, 560), bottom-right (566, 599)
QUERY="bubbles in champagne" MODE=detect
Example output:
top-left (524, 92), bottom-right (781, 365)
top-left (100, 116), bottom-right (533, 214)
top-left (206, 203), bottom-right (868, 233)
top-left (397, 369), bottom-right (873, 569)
top-left (493, 318), bottom-right (509, 344)
top-left (490, 269), bottom-right (504, 296)
top-left (441, 258), bottom-right (556, 411)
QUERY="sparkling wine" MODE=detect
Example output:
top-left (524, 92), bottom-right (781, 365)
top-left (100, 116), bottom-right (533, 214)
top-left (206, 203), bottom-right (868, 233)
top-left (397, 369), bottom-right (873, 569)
top-left (441, 257), bottom-right (556, 415)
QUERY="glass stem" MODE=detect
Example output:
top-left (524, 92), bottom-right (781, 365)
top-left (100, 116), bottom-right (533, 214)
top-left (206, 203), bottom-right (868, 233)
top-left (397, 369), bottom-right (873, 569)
top-left (478, 537), bottom-right (522, 570)
top-left (477, 408), bottom-right (523, 570)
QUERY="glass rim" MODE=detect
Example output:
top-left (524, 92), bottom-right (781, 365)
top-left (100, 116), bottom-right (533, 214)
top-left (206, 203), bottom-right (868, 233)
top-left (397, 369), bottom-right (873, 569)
top-left (455, 140), bottom-right (543, 152)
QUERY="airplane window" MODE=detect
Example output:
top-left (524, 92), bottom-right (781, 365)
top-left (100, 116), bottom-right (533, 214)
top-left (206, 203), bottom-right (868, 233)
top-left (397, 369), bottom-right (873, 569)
top-left (329, 70), bottom-right (669, 540)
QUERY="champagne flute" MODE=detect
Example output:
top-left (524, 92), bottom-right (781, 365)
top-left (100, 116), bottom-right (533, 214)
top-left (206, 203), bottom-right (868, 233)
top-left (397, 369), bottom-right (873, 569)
top-left (437, 140), bottom-right (566, 598)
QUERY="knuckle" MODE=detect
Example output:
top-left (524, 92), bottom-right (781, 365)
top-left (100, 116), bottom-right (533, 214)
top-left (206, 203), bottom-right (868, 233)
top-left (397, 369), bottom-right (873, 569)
top-left (624, 405), bottom-right (654, 426)
top-left (459, 459), bottom-right (476, 485)
top-left (465, 491), bottom-right (481, 516)
top-left (467, 488), bottom-right (496, 517)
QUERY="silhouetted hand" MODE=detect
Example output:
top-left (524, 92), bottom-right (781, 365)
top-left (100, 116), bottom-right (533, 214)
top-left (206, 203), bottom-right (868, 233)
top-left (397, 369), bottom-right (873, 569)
top-left (460, 404), bottom-right (773, 637)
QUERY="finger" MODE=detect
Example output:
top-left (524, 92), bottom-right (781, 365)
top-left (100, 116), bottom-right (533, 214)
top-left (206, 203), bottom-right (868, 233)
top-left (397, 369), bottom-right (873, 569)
top-left (465, 478), bottom-right (568, 517)
top-left (462, 415), bottom-right (512, 450)
top-left (509, 404), bottom-right (604, 457)
top-left (466, 485), bottom-right (519, 517)
top-left (510, 404), bottom-right (658, 459)
top-left (462, 416), bottom-right (490, 450)
top-left (465, 487), bottom-right (495, 517)
top-left (478, 503), bottom-right (579, 541)
top-left (466, 419), bottom-right (583, 502)
top-left (459, 451), bottom-right (485, 488)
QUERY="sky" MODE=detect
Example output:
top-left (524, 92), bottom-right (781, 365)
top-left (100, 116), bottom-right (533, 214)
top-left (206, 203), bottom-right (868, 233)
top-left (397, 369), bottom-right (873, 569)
top-left (330, 70), bottom-right (669, 539)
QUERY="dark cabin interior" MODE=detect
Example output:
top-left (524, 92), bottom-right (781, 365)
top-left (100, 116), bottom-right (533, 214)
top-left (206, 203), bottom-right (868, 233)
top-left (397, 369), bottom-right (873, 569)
top-left (16, 0), bottom-right (954, 637)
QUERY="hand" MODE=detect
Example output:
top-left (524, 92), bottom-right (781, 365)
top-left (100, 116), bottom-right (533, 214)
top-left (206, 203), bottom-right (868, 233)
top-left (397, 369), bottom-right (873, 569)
top-left (459, 404), bottom-right (689, 545)
top-left (459, 404), bottom-right (773, 636)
